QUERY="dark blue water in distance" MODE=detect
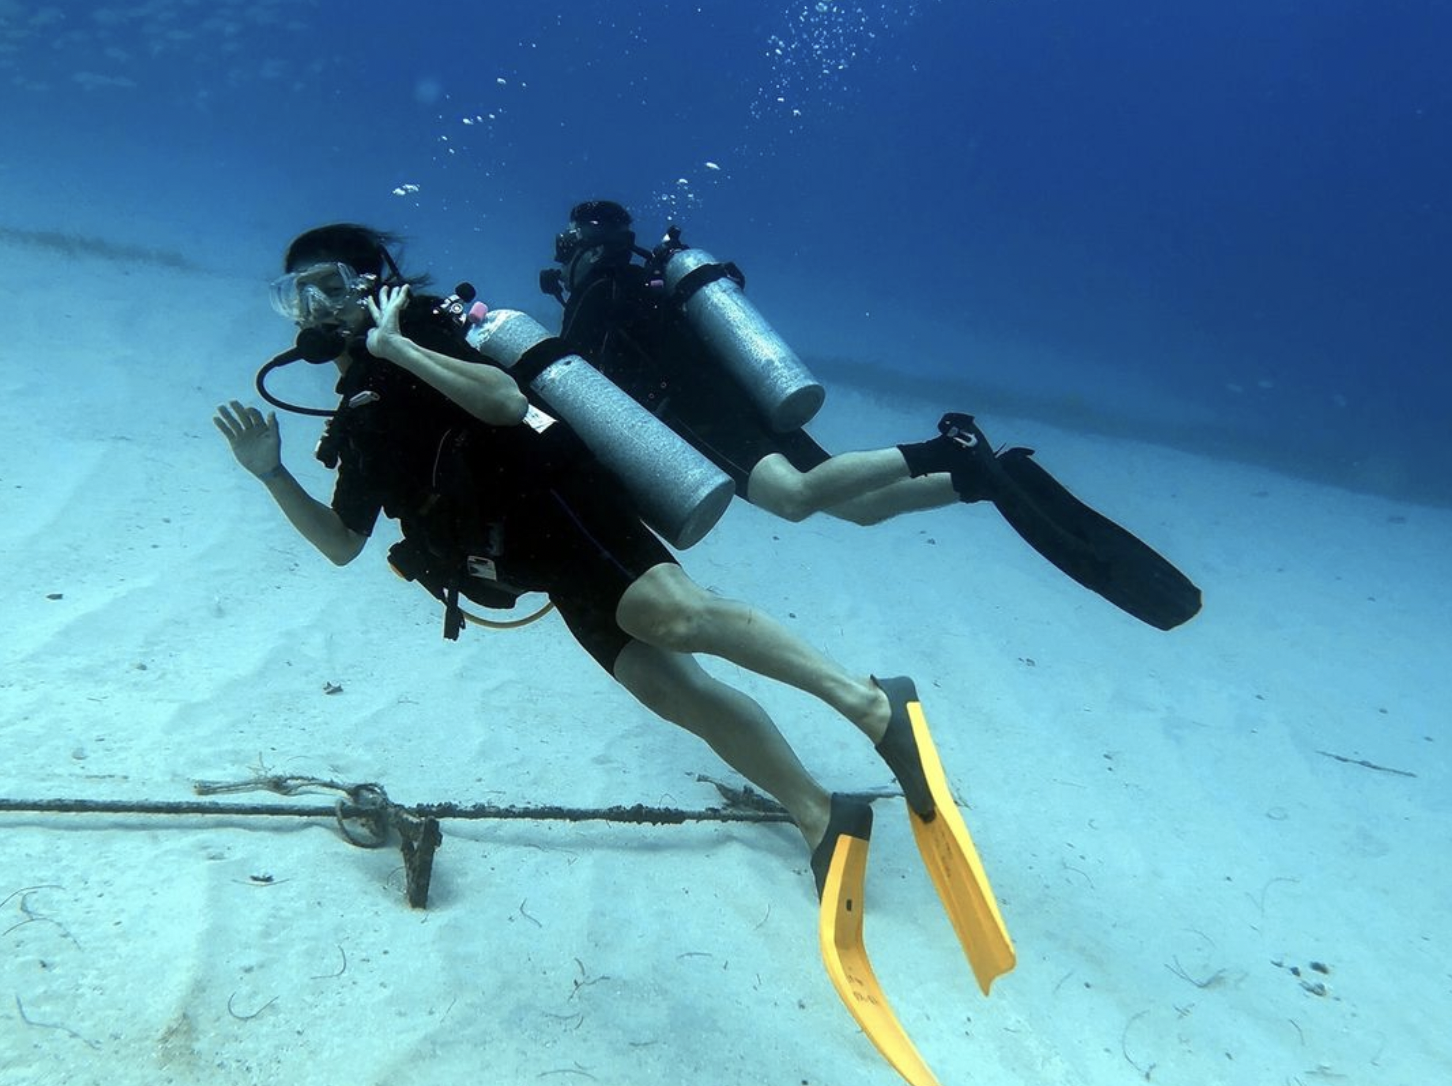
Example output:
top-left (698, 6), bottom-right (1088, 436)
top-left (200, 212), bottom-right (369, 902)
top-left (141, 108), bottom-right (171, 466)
top-left (5, 1), bottom-right (1449, 501)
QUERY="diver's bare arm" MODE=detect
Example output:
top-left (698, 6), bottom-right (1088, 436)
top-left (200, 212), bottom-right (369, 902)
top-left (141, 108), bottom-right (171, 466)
top-left (379, 335), bottom-right (528, 425)
top-left (259, 470), bottom-right (367, 566)
top-left (366, 285), bottom-right (528, 426)
top-left (214, 401), bottom-right (365, 565)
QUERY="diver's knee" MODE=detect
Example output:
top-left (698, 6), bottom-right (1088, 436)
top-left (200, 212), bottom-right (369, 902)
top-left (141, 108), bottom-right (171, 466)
top-left (745, 459), bottom-right (815, 522)
top-left (614, 642), bottom-right (706, 712)
top-left (618, 565), bottom-right (709, 648)
top-left (747, 478), bottom-right (813, 522)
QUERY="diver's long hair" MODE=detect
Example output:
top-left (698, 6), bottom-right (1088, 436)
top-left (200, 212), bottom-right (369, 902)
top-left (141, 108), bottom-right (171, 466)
top-left (282, 223), bottom-right (430, 289)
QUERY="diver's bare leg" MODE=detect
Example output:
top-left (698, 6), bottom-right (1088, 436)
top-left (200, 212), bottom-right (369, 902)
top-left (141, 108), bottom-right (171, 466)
top-left (746, 450), bottom-right (956, 525)
top-left (612, 639), bottom-right (831, 848)
top-left (615, 564), bottom-right (889, 742)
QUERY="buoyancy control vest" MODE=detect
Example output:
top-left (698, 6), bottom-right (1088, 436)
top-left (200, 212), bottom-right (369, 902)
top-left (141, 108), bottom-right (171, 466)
top-left (316, 301), bottom-right (586, 637)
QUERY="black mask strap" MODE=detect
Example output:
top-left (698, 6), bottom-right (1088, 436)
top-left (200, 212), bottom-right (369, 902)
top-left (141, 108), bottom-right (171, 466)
top-left (380, 247), bottom-right (405, 287)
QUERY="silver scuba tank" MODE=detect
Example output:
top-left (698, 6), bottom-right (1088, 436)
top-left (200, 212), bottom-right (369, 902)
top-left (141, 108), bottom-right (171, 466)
top-left (661, 247), bottom-right (826, 432)
top-left (467, 309), bottom-right (735, 550)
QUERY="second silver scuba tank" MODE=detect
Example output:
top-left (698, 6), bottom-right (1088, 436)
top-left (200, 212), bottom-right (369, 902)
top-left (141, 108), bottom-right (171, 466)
top-left (661, 247), bottom-right (826, 433)
top-left (467, 309), bottom-right (735, 550)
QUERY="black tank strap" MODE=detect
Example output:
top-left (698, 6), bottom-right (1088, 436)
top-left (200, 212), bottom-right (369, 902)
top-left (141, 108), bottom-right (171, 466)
top-left (670, 260), bottom-right (745, 306)
top-left (442, 585), bottom-right (465, 641)
top-left (511, 336), bottom-right (573, 385)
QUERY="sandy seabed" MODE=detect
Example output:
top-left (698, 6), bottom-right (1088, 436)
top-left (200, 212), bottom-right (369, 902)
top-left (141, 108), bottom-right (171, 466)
top-left (1, 243), bottom-right (1448, 1086)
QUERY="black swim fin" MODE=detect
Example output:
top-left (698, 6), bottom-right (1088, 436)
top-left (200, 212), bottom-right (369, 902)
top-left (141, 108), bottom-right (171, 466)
top-left (992, 447), bottom-right (1201, 630)
top-left (937, 415), bottom-right (1202, 631)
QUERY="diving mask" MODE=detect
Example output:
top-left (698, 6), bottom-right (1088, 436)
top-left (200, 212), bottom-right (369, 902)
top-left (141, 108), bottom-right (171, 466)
top-left (269, 262), bottom-right (376, 328)
top-left (553, 225), bottom-right (585, 265)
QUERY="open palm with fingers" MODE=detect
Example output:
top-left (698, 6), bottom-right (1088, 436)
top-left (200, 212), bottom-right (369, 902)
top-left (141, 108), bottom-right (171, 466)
top-left (213, 400), bottom-right (281, 478)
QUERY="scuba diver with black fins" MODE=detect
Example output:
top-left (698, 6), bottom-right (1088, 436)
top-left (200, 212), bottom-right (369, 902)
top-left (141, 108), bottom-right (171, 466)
top-left (538, 199), bottom-right (1202, 632)
top-left (216, 223), bottom-right (1017, 1086)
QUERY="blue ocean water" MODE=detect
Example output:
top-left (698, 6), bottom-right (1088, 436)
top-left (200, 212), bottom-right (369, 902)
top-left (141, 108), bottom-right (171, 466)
top-left (4, 0), bottom-right (1449, 500)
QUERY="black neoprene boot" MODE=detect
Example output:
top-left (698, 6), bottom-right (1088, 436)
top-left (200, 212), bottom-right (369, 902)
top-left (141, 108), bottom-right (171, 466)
top-left (896, 412), bottom-right (1009, 503)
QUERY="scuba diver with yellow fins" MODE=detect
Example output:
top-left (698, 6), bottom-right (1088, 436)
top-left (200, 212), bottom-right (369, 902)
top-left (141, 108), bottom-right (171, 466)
top-left (537, 199), bottom-right (1202, 632)
top-left (231, 223), bottom-right (1014, 1086)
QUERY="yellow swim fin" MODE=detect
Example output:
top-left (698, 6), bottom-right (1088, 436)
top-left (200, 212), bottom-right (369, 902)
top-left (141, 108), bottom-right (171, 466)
top-left (818, 827), bottom-right (942, 1086)
top-left (875, 676), bottom-right (1016, 994)
top-left (907, 700), bottom-right (1017, 993)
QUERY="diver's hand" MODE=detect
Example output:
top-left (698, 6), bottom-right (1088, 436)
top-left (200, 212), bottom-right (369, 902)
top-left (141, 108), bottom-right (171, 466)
top-left (365, 283), bottom-right (411, 361)
top-left (213, 400), bottom-right (282, 479)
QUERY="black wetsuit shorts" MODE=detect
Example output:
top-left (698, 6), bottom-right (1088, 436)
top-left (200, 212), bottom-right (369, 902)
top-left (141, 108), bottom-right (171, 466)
top-left (490, 465), bottom-right (679, 673)
top-left (330, 398), bottom-right (678, 674)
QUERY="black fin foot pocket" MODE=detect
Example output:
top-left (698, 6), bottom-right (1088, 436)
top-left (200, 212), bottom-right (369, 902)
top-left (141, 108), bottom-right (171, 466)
top-left (872, 676), bottom-right (937, 823)
top-left (810, 793), bottom-right (874, 900)
top-left (936, 413), bottom-right (1010, 504)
